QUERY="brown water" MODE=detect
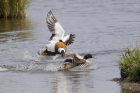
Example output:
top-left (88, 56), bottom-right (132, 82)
top-left (0, 0), bottom-right (140, 93)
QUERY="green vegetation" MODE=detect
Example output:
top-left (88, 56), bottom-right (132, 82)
top-left (0, 0), bottom-right (31, 18)
top-left (118, 40), bottom-right (140, 82)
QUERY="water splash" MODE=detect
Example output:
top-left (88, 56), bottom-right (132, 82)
top-left (0, 62), bottom-right (98, 72)
top-left (43, 63), bottom-right (63, 71)
top-left (23, 51), bottom-right (41, 62)
top-left (0, 67), bottom-right (8, 72)
top-left (16, 62), bottom-right (63, 72)
top-left (87, 63), bottom-right (98, 70)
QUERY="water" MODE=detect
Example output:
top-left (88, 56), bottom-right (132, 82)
top-left (0, 0), bottom-right (140, 93)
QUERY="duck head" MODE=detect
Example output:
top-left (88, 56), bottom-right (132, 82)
top-left (83, 54), bottom-right (95, 60)
top-left (63, 59), bottom-right (73, 69)
top-left (58, 48), bottom-right (65, 58)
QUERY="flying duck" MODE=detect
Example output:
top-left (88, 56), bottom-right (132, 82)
top-left (38, 10), bottom-right (75, 63)
top-left (61, 53), bottom-right (95, 70)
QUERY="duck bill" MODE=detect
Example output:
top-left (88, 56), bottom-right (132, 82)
top-left (63, 64), bottom-right (67, 69)
top-left (61, 50), bottom-right (65, 58)
top-left (63, 54), bottom-right (65, 58)
top-left (92, 56), bottom-right (96, 58)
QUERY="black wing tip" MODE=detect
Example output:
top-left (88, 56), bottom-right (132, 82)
top-left (70, 34), bottom-right (75, 38)
top-left (47, 10), bottom-right (58, 22)
top-left (48, 10), bottom-right (52, 16)
top-left (46, 10), bottom-right (58, 34)
top-left (49, 10), bottom-right (52, 13)
top-left (65, 34), bottom-right (76, 46)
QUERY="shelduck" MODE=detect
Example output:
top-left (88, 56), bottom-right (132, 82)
top-left (38, 10), bottom-right (75, 63)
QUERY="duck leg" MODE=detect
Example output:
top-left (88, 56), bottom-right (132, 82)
top-left (53, 60), bottom-right (55, 65)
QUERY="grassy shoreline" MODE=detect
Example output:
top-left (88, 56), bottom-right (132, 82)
top-left (113, 78), bottom-right (140, 92)
top-left (0, 0), bottom-right (31, 18)
top-left (118, 40), bottom-right (140, 82)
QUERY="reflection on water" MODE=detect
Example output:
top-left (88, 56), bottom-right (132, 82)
top-left (0, 0), bottom-right (140, 93)
top-left (122, 88), bottom-right (139, 93)
top-left (50, 71), bottom-right (93, 93)
top-left (51, 72), bottom-right (68, 93)
top-left (0, 18), bottom-right (32, 32)
top-left (0, 18), bottom-right (34, 43)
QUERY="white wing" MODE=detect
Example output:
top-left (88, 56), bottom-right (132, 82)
top-left (46, 10), bottom-right (65, 42)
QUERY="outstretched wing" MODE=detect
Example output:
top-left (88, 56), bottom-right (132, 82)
top-left (46, 10), bottom-right (65, 41)
top-left (73, 54), bottom-right (86, 65)
top-left (73, 54), bottom-right (92, 68)
top-left (62, 34), bottom-right (75, 46)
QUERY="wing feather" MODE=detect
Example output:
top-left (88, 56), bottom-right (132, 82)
top-left (73, 54), bottom-right (86, 65)
top-left (46, 10), bottom-right (65, 41)
top-left (62, 34), bottom-right (75, 46)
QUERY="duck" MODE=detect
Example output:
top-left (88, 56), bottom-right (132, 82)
top-left (38, 10), bottom-right (75, 63)
top-left (61, 53), bottom-right (95, 70)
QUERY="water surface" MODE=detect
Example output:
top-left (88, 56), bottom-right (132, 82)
top-left (0, 0), bottom-right (140, 93)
